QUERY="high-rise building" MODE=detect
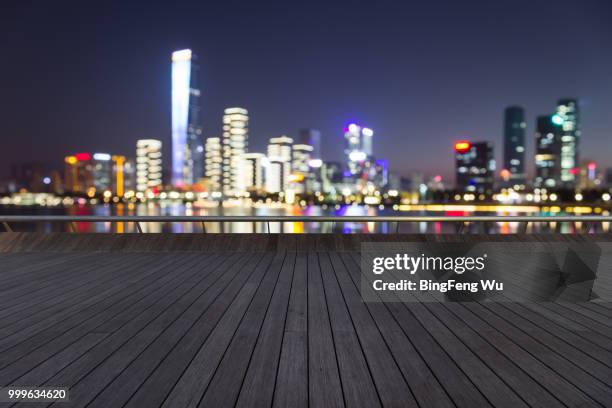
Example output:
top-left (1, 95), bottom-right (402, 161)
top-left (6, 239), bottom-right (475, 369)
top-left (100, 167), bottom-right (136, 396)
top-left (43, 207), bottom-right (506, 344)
top-left (266, 136), bottom-right (293, 193)
top-left (344, 123), bottom-right (374, 176)
top-left (503, 106), bottom-right (526, 187)
top-left (171, 49), bottom-right (203, 187)
top-left (292, 144), bottom-right (313, 193)
top-left (292, 144), bottom-right (313, 176)
top-left (92, 153), bottom-right (112, 192)
top-left (222, 107), bottom-right (249, 195)
top-left (555, 98), bottom-right (580, 187)
top-left (534, 115), bottom-right (562, 188)
top-left (111, 155), bottom-right (136, 196)
top-left (298, 129), bottom-right (321, 159)
top-left (64, 153), bottom-right (93, 194)
top-left (136, 139), bottom-right (162, 192)
top-left (205, 137), bottom-right (222, 192)
top-left (454, 141), bottom-right (495, 193)
top-left (240, 153), bottom-right (266, 192)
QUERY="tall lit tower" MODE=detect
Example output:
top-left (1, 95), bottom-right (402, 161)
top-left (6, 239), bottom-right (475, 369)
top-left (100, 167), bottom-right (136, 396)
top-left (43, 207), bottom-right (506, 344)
top-left (171, 49), bottom-right (203, 187)
top-left (205, 137), bottom-right (222, 192)
top-left (266, 136), bottom-right (293, 193)
top-left (534, 115), bottom-right (562, 188)
top-left (454, 141), bottom-right (495, 193)
top-left (503, 106), bottom-right (526, 187)
top-left (555, 98), bottom-right (580, 187)
top-left (222, 107), bottom-right (249, 195)
top-left (344, 123), bottom-right (374, 176)
top-left (136, 139), bottom-right (162, 192)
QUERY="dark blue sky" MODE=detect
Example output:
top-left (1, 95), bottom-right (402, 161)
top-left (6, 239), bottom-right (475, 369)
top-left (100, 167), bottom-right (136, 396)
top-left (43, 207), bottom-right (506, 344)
top-left (1, 0), bottom-right (611, 181)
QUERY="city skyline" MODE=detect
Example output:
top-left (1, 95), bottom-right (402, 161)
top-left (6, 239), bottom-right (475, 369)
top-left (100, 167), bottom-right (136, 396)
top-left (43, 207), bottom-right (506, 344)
top-left (1, 0), bottom-right (612, 181)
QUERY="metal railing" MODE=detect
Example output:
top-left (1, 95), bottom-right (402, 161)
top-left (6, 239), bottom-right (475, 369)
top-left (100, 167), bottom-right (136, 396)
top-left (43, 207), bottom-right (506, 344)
top-left (0, 215), bottom-right (611, 233)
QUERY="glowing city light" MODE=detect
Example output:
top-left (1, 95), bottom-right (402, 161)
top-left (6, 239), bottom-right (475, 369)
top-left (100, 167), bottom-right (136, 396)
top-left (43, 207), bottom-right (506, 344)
top-left (362, 127), bottom-right (373, 137)
top-left (171, 49), bottom-right (192, 61)
top-left (551, 114), bottom-right (564, 125)
top-left (454, 141), bottom-right (471, 152)
top-left (349, 151), bottom-right (367, 162)
top-left (308, 158), bottom-right (323, 168)
top-left (75, 152), bottom-right (91, 161)
top-left (93, 153), bottom-right (111, 161)
top-left (348, 123), bottom-right (359, 133)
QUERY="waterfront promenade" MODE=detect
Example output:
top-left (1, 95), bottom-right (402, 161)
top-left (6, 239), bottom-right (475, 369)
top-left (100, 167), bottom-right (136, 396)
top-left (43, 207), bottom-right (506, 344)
top-left (0, 233), bottom-right (611, 407)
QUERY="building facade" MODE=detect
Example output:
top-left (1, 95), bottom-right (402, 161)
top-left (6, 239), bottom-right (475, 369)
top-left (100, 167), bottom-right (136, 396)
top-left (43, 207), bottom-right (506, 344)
top-left (171, 49), bottom-right (203, 187)
top-left (266, 136), bottom-right (293, 194)
top-left (534, 115), bottom-right (562, 188)
top-left (240, 153), bottom-right (266, 192)
top-left (222, 107), bottom-right (249, 195)
top-left (454, 141), bottom-right (495, 193)
top-left (136, 139), bottom-right (162, 192)
top-left (555, 98), bottom-right (580, 187)
top-left (502, 106), bottom-right (526, 187)
top-left (205, 137), bottom-right (222, 192)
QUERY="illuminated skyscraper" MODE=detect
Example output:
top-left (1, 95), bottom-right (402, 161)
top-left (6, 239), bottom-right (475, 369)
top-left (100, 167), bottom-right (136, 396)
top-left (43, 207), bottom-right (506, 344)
top-left (171, 49), bottom-right (203, 187)
top-left (205, 137), bottom-right (222, 192)
top-left (136, 139), bottom-right (162, 192)
top-left (454, 141), bottom-right (495, 193)
top-left (534, 115), bottom-right (562, 188)
top-left (555, 98), bottom-right (580, 186)
top-left (266, 136), bottom-right (293, 193)
top-left (111, 155), bottom-right (135, 196)
top-left (64, 153), bottom-right (93, 193)
top-left (222, 107), bottom-right (249, 195)
top-left (344, 123), bottom-right (374, 176)
top-left (92, 153), bottom-right (112, 192)
top-left (292, 144), bottom-right (313, 193)
top-left (503, 106), bottom-right (526, 187)
top-left (240, 153), bottom-right (266, 191)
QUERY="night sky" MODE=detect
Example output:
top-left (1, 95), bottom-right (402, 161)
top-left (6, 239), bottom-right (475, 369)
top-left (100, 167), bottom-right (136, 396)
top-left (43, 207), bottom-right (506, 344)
top-left (1, 0), bottom-right (611, 181)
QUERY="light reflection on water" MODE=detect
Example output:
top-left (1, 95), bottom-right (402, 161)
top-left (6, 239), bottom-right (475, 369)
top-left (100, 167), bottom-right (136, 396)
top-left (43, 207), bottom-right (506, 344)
top-left (1, 202), bottom-right (607, 234)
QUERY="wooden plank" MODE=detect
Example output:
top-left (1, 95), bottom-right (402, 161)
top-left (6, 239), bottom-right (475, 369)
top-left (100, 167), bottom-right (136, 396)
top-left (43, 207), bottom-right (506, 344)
top-left (272, 252), bottom-right (308, 408)
top-left (234, 252), bottom-right (296, 407)
top-left (196, 252), bottom-right (292, 407)
top-left (305, 251), bottom-right (345, 408)
top-left (324, 251), bottom-right (418, 407)
top-left (65, 252), bottom-right (262, 408)
top-left (119, 253), bottom-right (273, 408)
top-left (0, 253), bottom-right (164, 353)
top-left (0, 253), bottom-right (168, 351)
top-left (498, 302), bottom-right (612, 366)
top-left (344, 252), bottom-right (492, 408)
top-left (335, 252), bottom-right (457, 408)
top-left (0, 253), bottom-right (153, 328)
top-left (0, 253), bottom-right (208, 384)
top-left (316, 252), bottom-right (382, 408)
top-left (189, 251), bottom-right (287, 407)
top-left (435, 300), bottom-right (601, 407)
top-left (7, 254), bottom-right (227, 389)
top-left (481, 302), bottom-right (612, 384)
top-left (153, 253), bottom-right (280, 408)
top-left (466, 302), bottom-right (612, 406)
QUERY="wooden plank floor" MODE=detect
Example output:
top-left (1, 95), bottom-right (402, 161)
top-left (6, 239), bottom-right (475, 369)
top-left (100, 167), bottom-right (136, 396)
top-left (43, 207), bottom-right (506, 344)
top-left (0, 235), bottom-right (610, 407)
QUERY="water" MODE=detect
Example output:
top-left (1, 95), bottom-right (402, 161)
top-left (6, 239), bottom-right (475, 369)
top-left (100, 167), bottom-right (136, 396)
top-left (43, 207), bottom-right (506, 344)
top-left (1, 201), bottom-right (604, 234)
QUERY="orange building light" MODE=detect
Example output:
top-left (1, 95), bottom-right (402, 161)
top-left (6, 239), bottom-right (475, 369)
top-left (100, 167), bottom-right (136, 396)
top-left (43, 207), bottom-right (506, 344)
top-left (454, 141), bottom-right (471, 152)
